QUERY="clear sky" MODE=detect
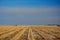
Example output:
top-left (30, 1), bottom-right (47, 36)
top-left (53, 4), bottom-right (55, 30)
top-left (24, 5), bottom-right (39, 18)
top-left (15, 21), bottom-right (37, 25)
top-left (0, 0), bottom-right (60, 24)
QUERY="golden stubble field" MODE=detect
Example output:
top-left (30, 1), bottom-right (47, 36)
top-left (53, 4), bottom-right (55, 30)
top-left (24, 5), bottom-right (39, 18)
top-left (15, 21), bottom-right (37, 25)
top-left (0, 25), bottom-right (60, 40)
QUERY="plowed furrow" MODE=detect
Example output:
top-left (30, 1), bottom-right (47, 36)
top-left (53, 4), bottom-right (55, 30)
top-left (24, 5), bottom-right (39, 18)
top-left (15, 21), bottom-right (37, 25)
top-left (10, 28), bottom-right (27, 40)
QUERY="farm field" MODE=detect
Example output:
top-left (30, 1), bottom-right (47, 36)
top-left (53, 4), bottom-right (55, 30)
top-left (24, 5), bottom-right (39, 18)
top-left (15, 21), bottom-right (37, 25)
top-left (0, 25), bottom-right (60, 40)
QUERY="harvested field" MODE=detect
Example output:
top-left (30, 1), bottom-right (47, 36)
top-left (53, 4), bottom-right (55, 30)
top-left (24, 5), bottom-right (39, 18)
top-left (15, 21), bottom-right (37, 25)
top-left (0, 25), bottom-right (60, 40)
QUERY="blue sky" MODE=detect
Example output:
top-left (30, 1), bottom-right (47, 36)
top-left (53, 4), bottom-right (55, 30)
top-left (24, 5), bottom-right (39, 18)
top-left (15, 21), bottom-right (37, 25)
top-left (0, 0), bottom-right (60, 7)
top-left (0, 0), bottom-right (60, 24)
